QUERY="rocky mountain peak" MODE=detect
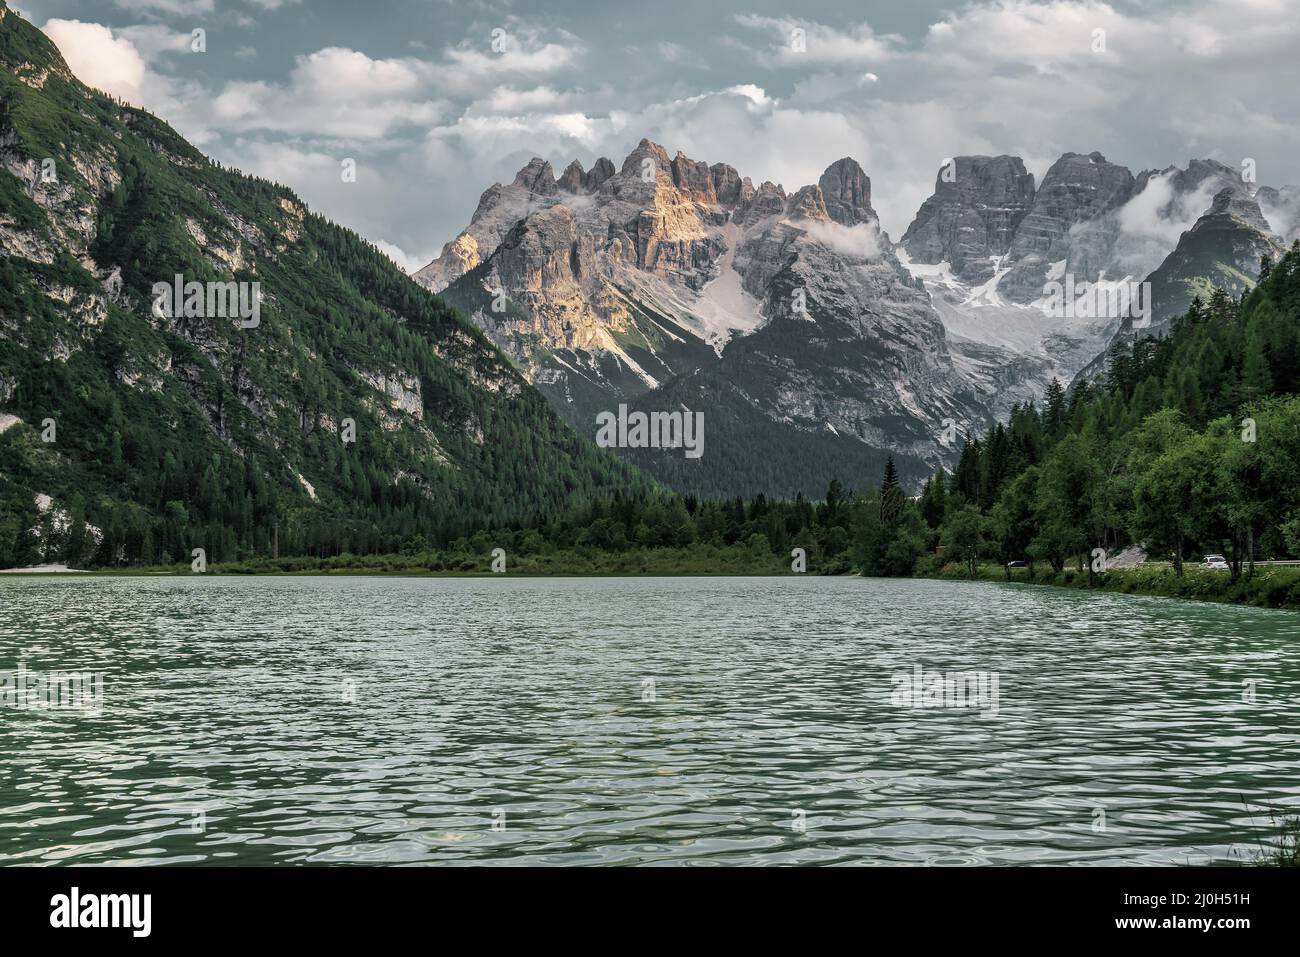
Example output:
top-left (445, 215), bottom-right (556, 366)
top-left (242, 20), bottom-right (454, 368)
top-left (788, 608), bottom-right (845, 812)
top-left (734, 180), bottom-right (787, 225)
top-left (900, 154), bottom-right (1035, 281)
top-left (1031, 151), bottom-right (1133, 205)
top-left (1130, 182), bottom-right (1284, 329)
top-left (997, 150), bottom-right (1136, 301)
top-left (818, 157), bottom-right (876, 227)
top-left (1184, 158), bottom-right (1239, 185)
top-left (511, 157), bottom-right (558, 196)
top-left (585, 157), bottom-right (616, 192)
top-left (1204, 187), bottom-right (1275, 234)
top-left (619, 138), bottom-right (672, 180)
top-left (786, 184), bottom-right (830, 222)
top-left (709, 163), bottom-right (751, 208)
top-left (671, 150), bottom-right (717, 204)
top-left (1136, 158), bottom-right (1240, 202)
top-left (557, 160), bottom-right (585, 193)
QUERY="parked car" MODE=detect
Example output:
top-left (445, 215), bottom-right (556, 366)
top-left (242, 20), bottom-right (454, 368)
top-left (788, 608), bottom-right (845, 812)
top-left (1202, 554), bottom-right (1229, 571)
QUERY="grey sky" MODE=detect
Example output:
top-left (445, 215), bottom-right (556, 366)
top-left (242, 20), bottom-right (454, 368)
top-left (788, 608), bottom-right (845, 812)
top-left (20, 0), bottom-right (1300, 271)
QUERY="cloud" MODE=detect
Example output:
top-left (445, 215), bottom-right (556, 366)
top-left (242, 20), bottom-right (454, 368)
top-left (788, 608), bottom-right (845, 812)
top-left (42, 19), bottom-right (147, 100)
top-left (410, 0), bottom-right (1298, 247)
top-left (115, 24), bottom-right (193, 59)
top-left (41, 18), bottom-right (216, 142)
top-left (434, 23), bottom-right (584, 95)
top-left (372, 240), bottom-right (426, 274)
top-left (210, 48), bottom-right (446, 138)
top-left (735, 14), bottom-right (903, 66)
top-left (478, 86), bottom-right (568, 114)
top-left (1109, 171), bottom-right (1232, 277)
top-left (223, 139), bottom-right (436, 269)
top-left (801, 221), bottom-right (884, 260)
top-left (656, 42), bottom-right (687, 64)
top-left (1258, 190), bottom-right (1300, 243)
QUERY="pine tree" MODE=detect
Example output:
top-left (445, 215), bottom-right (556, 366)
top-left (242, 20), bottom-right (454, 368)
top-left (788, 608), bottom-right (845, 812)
top-left (919, 468), bottom-right (948, 528)
top-left (880, 454), bottom-right (903, 523)
top-left (1241, 330), bottom-right (1272, 399)
top-left (1044, 378), bottom-right (1067, 439)
top-left (954, 437), bottom-right (982, 503)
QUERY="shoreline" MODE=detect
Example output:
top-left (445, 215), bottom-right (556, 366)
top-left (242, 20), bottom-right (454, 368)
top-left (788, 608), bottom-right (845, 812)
top-left (0, 564), bottom-right (89, 574)
top-left (4, 555), bottom-right (1298, 610)
top-left (917, 562), bottom-right (1300, 612)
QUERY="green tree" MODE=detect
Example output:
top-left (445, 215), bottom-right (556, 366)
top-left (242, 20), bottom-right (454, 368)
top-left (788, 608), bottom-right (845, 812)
top-left (941, 504), bottom-right (990, 578)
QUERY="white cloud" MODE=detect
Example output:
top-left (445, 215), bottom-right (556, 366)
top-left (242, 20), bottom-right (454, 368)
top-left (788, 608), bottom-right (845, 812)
top-left (372, 240), bottom-right (426, 274)
top-left (478, 86), bottom-right (566, 113)
top-left (210, 48), bottom-right (446, 138)
top-left (115, 24), bottom-right (193, 59)
top-left (40, 18), bottom-right (213, 144)
top-left (42, 19), bottom-right (147, 101)
top-left (735, 14), bottom-right (903, 66)
top-left (656, 42), bottom-right (687, 64)
top-left (434, 23), bottom-right (584, 95)
top-left (1110, 171), bottom-right (1230, 277)
top-left (802, 221), bottom-right (884, 260)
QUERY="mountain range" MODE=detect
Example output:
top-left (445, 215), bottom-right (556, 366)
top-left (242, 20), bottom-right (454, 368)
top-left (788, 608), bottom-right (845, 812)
top-left (420, 141), bottom-right (1296, 498)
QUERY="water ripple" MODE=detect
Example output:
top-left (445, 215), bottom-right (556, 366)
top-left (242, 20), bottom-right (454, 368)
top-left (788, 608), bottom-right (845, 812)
top-left (1, 576), bottom-right (1298, 865)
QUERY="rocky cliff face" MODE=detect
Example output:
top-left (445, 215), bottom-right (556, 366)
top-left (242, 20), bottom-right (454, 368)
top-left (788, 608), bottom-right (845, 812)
top-left (898, 155), bottom-right (1036, 283)
top-left (998, 152), bottom-right (1136, 303)
top-left (900, 153), bottom-right (1274, 315)
top-left (901, 151), bottom-right (1294, 397)
top-left (1074, 185), bottom-right (1287, 388)
top-left (818, 157), bottom-right (877, 227)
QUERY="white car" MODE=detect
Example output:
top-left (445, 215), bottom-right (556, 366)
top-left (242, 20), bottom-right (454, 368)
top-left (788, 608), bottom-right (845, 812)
top-left (1202, 554), bottom-right (1229, 571)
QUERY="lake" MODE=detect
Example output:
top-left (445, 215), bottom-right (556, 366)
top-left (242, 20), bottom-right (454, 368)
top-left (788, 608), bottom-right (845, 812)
top-left (1, 575), bottom-right (1297, 865)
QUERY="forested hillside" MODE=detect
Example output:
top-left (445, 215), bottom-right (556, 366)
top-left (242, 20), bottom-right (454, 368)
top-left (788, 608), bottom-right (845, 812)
top-left (0, 2), bottom-right (648, 569)
top-left (897, 244), bottom-right (1300, 580)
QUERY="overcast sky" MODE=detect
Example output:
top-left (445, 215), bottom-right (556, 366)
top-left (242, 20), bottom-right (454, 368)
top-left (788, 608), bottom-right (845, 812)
top-left (17, 0), bottom-right (1300, 272)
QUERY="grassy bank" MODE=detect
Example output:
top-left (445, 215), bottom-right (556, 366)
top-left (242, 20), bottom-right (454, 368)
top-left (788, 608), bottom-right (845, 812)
top-left (922, 559), bottom-right (1300, 610)
top-left (1258, 815), bottom-right (1300, 867)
